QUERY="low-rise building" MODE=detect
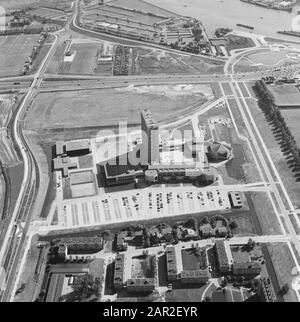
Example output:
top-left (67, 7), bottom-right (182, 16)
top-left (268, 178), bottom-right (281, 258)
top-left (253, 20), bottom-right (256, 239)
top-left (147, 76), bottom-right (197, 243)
top-left (114, 254), bottom-right (126, 290)
top-left (58, 237), bottom-right (104, 257)
top-left (228, 192), bottom-right (243, 209)
top-left (215, 240), bottom-right (230, 273)
top-left (181, 269), bottom-right (209, 284)
top-left (126, 278), bottom-right (155, 293)
top-left (53, 156), bottom-right (77, 177)
top-left (165, 246), bottom-right (178, 281)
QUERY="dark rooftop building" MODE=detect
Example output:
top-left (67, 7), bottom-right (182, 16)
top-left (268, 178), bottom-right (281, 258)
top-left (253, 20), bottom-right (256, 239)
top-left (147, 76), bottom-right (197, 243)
top-left (126, 278), bottom-right (155, 293)
top-left (181, 269), bottom-right (209, 284)
top-left (165, 246), bottom-right (178, 281)
top-left (114, 254), bottom-right (125, 290)
top-left (215, 240), bottom-right (230, 273)
top-left (58, 236), bottom-right (104, 255)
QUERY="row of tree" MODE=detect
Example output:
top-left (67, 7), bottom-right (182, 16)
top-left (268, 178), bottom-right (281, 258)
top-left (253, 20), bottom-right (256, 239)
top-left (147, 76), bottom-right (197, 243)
top-left (254, 80), bottom-right (300, 166)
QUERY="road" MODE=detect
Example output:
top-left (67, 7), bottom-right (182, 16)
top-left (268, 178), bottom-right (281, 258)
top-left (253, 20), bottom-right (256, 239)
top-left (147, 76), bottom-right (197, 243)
top-left (0, 0), bottom-right (300, 302)
top-left (0, 31), bottom-right (61, 302)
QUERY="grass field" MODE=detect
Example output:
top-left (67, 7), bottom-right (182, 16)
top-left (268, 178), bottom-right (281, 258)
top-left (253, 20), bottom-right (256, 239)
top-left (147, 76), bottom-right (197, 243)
top-left (107, 0), bottom-right (178, 17)
top-left (0, 34), bottom-right (40, 77)
top-left (248, 97), bottom-right (300, 208)
top-left (25, 85), bottom-right (212, 129)
top-left (281, 109), bottom-right (300, 143)
top-left (267, 242), bottom-right (298, 302)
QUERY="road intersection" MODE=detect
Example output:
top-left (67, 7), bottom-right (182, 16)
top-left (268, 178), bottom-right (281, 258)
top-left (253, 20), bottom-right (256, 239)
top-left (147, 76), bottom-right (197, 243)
top-left (1, 0), bottom-right (300, 302)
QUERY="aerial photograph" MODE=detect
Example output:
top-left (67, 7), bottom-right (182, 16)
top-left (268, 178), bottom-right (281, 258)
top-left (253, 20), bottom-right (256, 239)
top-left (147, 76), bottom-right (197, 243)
top-left (1, 0), bottom-right (300, 307)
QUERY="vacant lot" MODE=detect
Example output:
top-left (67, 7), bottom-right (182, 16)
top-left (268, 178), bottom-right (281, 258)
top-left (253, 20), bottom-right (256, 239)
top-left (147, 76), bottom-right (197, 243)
top-left (25, 85), bottom-right (212, 129)
top-left (0, 34), bottom-right (40, 77)
top-left (132, 48), bottom-right (224, 75)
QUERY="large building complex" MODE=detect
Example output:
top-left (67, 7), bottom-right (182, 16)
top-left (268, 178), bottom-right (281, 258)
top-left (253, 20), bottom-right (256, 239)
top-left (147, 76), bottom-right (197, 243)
top-left (102, 110), bottom-right (225, 187)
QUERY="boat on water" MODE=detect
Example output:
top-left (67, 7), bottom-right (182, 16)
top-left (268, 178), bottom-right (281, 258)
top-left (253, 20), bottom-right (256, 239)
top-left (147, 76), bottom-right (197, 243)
top-left (237, 23), bottom-right (254, 30)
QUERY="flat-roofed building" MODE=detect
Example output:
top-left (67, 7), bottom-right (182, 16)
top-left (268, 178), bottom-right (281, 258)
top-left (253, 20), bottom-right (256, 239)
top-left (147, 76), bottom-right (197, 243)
top-left (126, 278), bottom-right (155, 293)
top-left (53, 156), bottom-right (77, 177)
top-left (231, 248), bottom-right (261, 276)
top-left (58, 236), bottom-right (104, 255)
top-left (56, 141), bottom-right (65, 156)
top-left (215, 240), bottom-right (230, 273)
top-left (165, 246), bottom-right (178, 281)
top-left (70, 170), bottom-right (95, 185)
top-left (114, 254), bottom-right (125, 290)
top-left (232, 262), bottom-right (261, 276)
top-left (141, 109), bottom-right (160, 165)
top-left (65, 140), bottom-right (91, 156)
top-left (181, 269), bottom-right (209, 284)
top-left (228, 192), bottom-right (243, 209)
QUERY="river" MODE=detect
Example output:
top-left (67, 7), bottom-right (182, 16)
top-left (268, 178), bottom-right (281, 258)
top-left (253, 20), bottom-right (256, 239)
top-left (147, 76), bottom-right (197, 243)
top-left (147, 0), bottom-right (300, 40)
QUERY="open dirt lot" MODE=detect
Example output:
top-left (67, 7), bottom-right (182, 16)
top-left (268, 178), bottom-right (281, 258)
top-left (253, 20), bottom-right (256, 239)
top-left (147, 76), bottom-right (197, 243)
top-left (0, 34), bottom-right (40, 77)
top-left (25, 85), bottom-right (213, 129)
top-left (132, 48), bottom-right (225, 75)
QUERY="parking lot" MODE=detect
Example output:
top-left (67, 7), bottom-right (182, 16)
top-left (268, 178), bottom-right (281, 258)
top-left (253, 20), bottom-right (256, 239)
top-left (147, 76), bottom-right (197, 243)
top-left (59, 185), bottom-right (231, 228)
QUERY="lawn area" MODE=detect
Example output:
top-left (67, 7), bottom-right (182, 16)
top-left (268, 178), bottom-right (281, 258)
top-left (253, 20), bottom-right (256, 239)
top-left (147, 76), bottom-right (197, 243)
top-left (165, 284), bottom-right (210, 302)
top-left (267, 242), bottom-right (298, 302)
top-left (0, 34), bottom-right (40, 77)
top-left (281, 109), bottom-right (300, 143)
top-left (14, 235), bottom-right (47, 302)
top-left (248, 97), bottom-right (300, 208)
top-left (225, 34), bottom-right (255, 53)
top-left (25, 86), bottom-right (213, 129)
top-left (181, 248), bottom-right (206, 271)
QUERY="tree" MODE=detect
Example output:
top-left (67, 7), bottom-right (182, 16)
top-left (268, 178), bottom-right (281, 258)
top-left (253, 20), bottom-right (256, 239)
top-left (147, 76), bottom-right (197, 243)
top-left (229, 221), bottom-right (238, 230)
top-left (279, 283), bottom-right (289, 296)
